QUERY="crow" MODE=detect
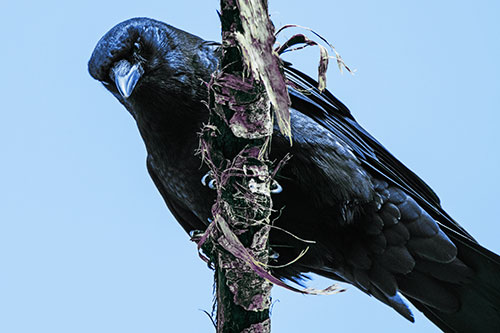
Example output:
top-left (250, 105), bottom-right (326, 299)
top-left (88, 17), bottom-right (500, 332)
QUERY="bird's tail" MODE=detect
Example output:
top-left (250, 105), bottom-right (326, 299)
top-left (407, 228), bottom-right (500, 332)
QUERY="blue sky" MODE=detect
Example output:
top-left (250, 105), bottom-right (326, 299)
top-left (1, 1), bottom-right (499, 332)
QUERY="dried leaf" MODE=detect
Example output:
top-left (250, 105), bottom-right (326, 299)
top-left (318, 44), bottom-right (329, 92)
top-left (275, 24), bottom-right (355, 92)
top-left (214, 214), bottom-right (344, 296)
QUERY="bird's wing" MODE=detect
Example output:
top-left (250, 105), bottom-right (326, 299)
top-left (283, 64), bottom-right (500, 331)
top-left (284, 65), bottom-right (473, 240)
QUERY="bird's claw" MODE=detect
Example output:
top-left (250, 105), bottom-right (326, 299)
top-left (201, 171), bottom-right (217, 190)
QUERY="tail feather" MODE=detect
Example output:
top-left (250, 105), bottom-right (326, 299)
top-left (407, 229), bottom-right (500, 332)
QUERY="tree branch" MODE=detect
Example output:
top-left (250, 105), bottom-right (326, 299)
top-left (197, 0), bottom-right (290, 331)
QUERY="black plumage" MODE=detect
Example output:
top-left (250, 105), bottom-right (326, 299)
top-left (88, 17), bottom-right (500, 332)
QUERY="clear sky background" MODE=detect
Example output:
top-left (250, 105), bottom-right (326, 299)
top-left (1, 1), bottom-right (499, 332)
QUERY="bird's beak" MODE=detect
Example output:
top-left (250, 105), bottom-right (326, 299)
top-left (110, 59), bottom-right (144, 98)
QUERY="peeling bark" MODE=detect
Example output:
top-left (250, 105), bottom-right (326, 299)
top-left (198, 0), bottom-right (290, 332)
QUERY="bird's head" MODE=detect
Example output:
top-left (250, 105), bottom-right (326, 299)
top-left (88, 17), bottom-right (219, 119)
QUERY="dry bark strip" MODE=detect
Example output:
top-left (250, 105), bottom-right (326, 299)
top-left (198, 0), bottom-right (290, 332)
